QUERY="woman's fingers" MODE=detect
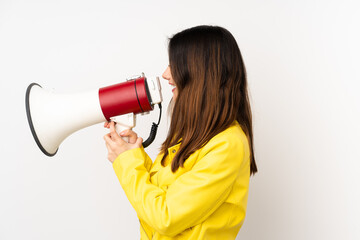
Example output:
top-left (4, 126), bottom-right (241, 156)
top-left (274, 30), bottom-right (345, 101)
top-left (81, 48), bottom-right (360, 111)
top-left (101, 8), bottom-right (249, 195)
top-left (103, 126), bottom-right (143, 163)
top-left (109, 121), bottom-right (115, 133)
top-left (105, 121), bottom-right (139, 144)
top-left (120, 129), bottom-right (138, 144)
top-left (135, 137), bottom-right (143, 147)
top-left (109, 122), bottom-right (123, 142)
top-left (104, 121), bottom-right (110, 128)
top-left (104, 140), bottom-right (112, 152)
top-left (103, 133), bottom-right (114, 146)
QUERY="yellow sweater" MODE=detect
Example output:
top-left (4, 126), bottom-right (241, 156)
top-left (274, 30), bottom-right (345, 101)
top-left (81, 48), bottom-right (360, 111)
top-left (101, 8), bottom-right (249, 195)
top-left (112, 121), bottom-right (250, 239)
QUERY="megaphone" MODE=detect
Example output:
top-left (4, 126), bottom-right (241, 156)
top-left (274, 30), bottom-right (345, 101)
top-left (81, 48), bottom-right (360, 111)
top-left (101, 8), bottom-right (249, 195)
top-left (25, 73), bottom-right (162, 156)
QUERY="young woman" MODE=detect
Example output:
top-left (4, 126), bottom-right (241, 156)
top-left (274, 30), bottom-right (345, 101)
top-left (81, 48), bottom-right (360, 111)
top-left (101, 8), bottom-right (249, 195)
top-left (104, 25), bottom-right (257, 240)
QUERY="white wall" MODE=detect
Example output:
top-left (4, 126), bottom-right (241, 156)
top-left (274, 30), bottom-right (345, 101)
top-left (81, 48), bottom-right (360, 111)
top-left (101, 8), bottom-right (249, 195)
top-left (1, 0), bottom-right (359, 239)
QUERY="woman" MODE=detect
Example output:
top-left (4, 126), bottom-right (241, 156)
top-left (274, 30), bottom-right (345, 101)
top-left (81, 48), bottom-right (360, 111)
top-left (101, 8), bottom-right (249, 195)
top-left (104, 25), bottom-right (257, 240)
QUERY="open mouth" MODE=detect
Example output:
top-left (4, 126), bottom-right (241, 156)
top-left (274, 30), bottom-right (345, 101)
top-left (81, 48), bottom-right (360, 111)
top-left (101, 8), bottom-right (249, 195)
top-left (169, 83), bottom-right (176, 92)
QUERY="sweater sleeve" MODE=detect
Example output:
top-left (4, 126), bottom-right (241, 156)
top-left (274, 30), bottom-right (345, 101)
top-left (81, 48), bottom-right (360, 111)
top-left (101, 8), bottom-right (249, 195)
top-left (112, 136), bottom-right (244, 237)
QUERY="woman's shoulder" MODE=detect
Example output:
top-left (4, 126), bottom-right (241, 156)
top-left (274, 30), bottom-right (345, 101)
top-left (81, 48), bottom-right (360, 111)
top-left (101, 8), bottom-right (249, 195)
top-left (201, 121), bottom-right (250, 156)
top-left (189, 121), bottom-right (250, 172)
top-left (211, 121), bottom-right (248, 144)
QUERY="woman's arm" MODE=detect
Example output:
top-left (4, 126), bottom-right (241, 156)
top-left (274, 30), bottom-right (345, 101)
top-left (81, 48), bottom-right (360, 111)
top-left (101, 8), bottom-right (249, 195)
top-left (112, 134), bottom-right (245, 237)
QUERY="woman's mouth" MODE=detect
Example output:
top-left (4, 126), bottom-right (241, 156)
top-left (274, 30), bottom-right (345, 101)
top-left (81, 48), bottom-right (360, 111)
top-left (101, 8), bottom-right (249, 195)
top-left (169, 83), bottom-right (176, 92)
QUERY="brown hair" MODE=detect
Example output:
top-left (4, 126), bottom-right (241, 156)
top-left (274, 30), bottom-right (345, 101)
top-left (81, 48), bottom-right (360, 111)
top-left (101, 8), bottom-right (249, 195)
top-left (161, 25), bottom-right (257, 175)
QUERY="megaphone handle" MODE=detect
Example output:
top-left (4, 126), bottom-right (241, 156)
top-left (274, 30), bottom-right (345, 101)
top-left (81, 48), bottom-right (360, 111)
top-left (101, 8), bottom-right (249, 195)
top-left (110, 113), bottom-right (136, 143)
top-left (114, 123), bottom-right (131, 143)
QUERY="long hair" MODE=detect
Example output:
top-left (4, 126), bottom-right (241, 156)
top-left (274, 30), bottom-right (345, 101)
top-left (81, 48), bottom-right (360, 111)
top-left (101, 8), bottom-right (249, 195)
top-left (161, 25), bottom-right (257, 175)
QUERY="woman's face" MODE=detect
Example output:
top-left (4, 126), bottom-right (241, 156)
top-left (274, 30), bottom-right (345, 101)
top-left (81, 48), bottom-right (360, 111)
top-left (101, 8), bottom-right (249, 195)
top-left (162, 65), bottom-right (178, 100)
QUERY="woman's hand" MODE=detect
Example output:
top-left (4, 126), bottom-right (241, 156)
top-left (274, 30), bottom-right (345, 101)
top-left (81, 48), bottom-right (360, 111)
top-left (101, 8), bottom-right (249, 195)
top-left (103, 121), bottom-right (143, 163)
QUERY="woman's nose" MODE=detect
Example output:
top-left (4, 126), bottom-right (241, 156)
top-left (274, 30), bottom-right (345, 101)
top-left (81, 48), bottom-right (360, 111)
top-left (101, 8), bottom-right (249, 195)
top-left (162, 66), bottom-right (170, 80)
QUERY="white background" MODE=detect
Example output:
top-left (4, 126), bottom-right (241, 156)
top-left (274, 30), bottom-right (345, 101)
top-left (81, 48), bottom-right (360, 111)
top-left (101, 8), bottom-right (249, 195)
top-left (1, 0), bottom-right (359, 239)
